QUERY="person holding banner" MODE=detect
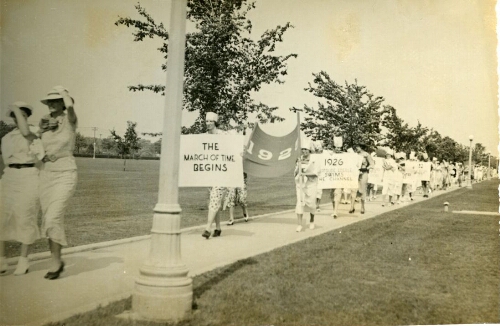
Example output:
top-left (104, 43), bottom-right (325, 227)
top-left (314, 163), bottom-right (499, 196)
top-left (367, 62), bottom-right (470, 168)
top-left (294, 139), bottom-right (319, 232)
top-left (202, 112), bottom-right (229, 239)
top-left (313, 141), bottom-right (324, 212)
top-left (326, 136), bottom-right (348, 218)
top-left (354, 143), bottom-right (374, 214)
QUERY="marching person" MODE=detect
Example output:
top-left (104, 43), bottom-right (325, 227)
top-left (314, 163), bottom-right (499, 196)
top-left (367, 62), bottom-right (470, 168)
top-left (313, 141), bottom-right (324, 212)
top-left (419, 152), bottom-right (431, 198)
top-left (294, 138), bottom-right (319, 231)
top-left (226, 172), bottom-right (250, 225)
top-left (354, 143), bottom-right (374, 214)
top-left (327, 136), bottom-right (345, 218)
top-left (381, 149), bottom-right (397, 206)
top-left (0, 102), bottom-right (44, 275)
top-left (367, 152), bottom-right (379, 201)
top-left (39, 86), bottom-right (78, 280)
top-left (202, 112), bottom-right (228, 239)
top-left (345, 148), bottom-right (359, 214)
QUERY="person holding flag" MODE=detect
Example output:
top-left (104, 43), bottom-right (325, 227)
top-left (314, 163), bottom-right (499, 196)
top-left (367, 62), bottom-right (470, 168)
top-left (294, 138), bottom-right (319, 232)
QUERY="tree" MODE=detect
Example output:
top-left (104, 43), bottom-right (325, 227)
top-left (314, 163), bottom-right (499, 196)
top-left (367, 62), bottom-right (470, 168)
top-left (101, 136), bottom-right (118, 156)
top-left (291, 71), bottom-right (384, 151)
top-left (110, 121), bottom-right (141, 170)
top-left (381, 106), bottom-right (428, 154)
top-left (115, 0), bottom-right (297, 133)
top-left (74, 132), bottom-right (87, 154)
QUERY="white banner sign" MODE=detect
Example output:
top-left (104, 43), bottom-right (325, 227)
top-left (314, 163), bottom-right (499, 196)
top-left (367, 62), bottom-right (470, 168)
top-left (368, 157), bottom-right (384, 185)
top-left (406, 161), bottom-right (431, 182)
top-left (316, 152), bottom-right (360, 189)
top-left (179, 134), bottom-right (244, 187)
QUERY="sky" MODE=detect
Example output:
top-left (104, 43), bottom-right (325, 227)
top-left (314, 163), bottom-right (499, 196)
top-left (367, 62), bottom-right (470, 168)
top-left (0, 0), bottom-right (498, 155)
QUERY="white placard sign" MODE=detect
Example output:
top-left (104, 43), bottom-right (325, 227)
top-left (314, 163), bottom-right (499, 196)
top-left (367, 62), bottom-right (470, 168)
top-left (368, 157), bottom-right (385, 185)
top-left (406, 161), bottom-right (431, 182)
top-left (316, 152), bottom-right (360, 189)
top-left (179, 134), bottom-right (244, 187)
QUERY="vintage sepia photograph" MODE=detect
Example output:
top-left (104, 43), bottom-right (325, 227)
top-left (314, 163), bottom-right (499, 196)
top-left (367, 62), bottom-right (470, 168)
top-left (0, 0), bottom-right (498, 325)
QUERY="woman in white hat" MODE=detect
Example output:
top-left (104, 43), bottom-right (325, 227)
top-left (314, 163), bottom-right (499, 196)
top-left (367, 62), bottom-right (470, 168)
top-left (294, 138), bottom-right (319, 231)
top-left (38, 86), bottom-right (78, 280)
top-left (202, 112), bottom-right (229, 239)
top-left (381, 149), bottom-right (397, 206)
top-left (0, 102), bottom-right (44, 275)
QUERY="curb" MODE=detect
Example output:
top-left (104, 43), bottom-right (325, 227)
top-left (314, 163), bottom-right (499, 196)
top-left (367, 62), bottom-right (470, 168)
top-left (5, 207), bottom-right (300, 266)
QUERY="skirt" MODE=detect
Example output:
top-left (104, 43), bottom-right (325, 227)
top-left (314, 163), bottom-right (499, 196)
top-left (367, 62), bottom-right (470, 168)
top-left (40, 169), bottom-right (77, 246)
top-left (0, 167), bottom-right (41, 244)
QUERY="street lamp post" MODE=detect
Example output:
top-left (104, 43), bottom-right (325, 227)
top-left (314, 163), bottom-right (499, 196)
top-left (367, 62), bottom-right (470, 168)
top-left (129, 0), bottom-right (192, 322)
top-left (466, 135), bottom-right (473, 189)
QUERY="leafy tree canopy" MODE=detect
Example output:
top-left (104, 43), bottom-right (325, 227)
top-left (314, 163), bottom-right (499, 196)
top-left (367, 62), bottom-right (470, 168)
top-left (116, 0), bottom-right (297, 133)
top-left (291, 71), bottom-right (384, 151)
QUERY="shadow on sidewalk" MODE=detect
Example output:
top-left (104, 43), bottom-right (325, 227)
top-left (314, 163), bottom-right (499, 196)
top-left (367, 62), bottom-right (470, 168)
top-left (36, 256), bottom-right (124, 278)
top-left (192, 257), bottom-right (258, 309)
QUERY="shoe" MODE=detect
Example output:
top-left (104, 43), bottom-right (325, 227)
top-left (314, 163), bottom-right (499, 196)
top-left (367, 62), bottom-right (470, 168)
top-left (227, 220), bottom-right (234, 226)
top-left (381, 203), bottom-right (385, 207)
top-left (213, 229), bottom-right (222, 237)
top-left (423, 195), bottom-right (429, 198)
top-left (202, 230), bottom-right (211, 239)
top-left (14, 257), bottom-right (29, 276)
top-left (0, 256), bottom-right (8, 274)
top-left (309, 223), bottom-right (315, 230)
top-left (331, 213), bottom-right (337, 219)
top-left (361, 209), bottom-right (365, 214)
top-left (349, 209), bottom-right (355, 214)
top-left (45, 261), bottom-right (65, 280)
top-left (316, 208), bottom-right (321, 212)
top-left (296, 225), bottom-right (302, 232)
top-left (244, 214), bottom-right (249, 222)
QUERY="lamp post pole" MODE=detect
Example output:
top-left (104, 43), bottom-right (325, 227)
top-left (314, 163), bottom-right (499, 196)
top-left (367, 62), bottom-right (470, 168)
top-left (466, 135), bottom-right (473, 189)
top-left (131, 0), bottom-right (192, 322)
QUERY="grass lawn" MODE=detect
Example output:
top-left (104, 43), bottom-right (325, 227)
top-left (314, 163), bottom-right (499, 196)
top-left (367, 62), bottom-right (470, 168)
top-left (3, 157), bottom-right (297, 257)
top-left (46, 179), bottom-right (499, 326)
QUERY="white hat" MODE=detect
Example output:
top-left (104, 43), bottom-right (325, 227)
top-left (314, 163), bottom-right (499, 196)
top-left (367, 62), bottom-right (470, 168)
top-left (396, 152), bottom-right (406, 160)
top-left (333, 136), bottom-right (343, 148)
top-left (422, 152), bottom-right (429, 159)
top-left (7, 101), bottom-right (33, 117)
top-left (409, 151), bottom-right (416, 160)
top-left (301, 137), bottom-right (312, 150)
top-left (41, 86), bottom-right (72, 105)
top-left (347, 148), bottom-right (354, 153)
top-left (205, 112), bottom-right (218, 121)
top-left (432, 157), bottom-right (437, 161)
top-left (385, 148), bottom-right (394, 156)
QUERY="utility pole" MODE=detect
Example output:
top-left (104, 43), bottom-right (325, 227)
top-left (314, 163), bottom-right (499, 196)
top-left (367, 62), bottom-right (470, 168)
top-left (92, 127), bottom-right (97, 159)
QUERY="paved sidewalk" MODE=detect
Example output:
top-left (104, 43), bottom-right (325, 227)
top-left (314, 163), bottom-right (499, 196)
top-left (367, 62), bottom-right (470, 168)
top-left (0, 188), bottom-right (458, 326)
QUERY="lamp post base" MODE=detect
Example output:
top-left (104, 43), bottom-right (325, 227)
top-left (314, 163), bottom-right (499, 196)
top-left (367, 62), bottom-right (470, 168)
top-left (132, 268), bottom-right (193, 322)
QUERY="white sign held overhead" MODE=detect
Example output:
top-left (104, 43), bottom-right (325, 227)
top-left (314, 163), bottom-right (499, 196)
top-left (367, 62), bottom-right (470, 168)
top-left (179, 134), bottom-right (244, 187)
top-left (316, 152), bottom-right (361, 189)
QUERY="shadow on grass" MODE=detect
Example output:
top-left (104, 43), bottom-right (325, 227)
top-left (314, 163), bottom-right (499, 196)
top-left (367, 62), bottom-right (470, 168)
top-left (192, 257), bottom-right (258, 310)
